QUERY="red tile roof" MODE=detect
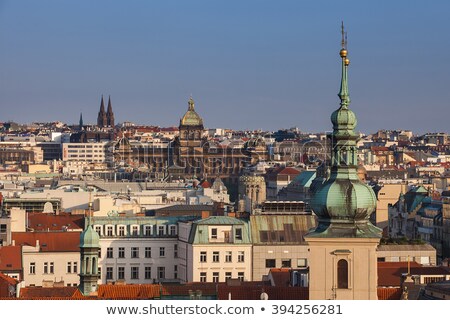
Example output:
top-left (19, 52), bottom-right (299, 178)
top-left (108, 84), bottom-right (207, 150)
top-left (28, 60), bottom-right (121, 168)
top-left (377, 262), bottom-right (450, 287)
top-left (0, 272), bottom-right (19, 287)
top-left (269, 268), bottom-right (291, 287)
top-left (217, 284), bottom-right (308, 300)
top-left (19, 286), bottom-right (83, 299)
top-left (12, 232), bottom-right (81, 252)
top-left (0, 246), bottom-right (22, 272)
top-left (27, 212), bottom-right (84, 231)
top-left (97, 284), bottom-right (160, 300)
top-left (377, 287), bottom-right (402, 300)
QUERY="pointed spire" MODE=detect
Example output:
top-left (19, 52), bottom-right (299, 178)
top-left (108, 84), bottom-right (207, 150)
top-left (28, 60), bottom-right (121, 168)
top-left (107, 96), bottom-right (113, 113)
top-left (99, 95), bottom-right (105, 112)
top-left (338, 22), bottom-right (351, 109)
top-left (79, 112), bottom-right (84, 129)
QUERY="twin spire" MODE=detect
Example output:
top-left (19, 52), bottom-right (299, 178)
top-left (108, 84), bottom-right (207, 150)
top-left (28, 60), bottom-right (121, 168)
top-left (97, 95), bottom-right (115, 128)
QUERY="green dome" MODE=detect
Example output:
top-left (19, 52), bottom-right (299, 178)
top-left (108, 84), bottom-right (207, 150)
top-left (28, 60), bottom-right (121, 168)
top-left (180, 97), bottom-right (203, 126)
top-left (310, 169), bottom-right (377, 223)
top-left (331, 107), bottom-right (357, 131)
top-left (80, 225), bottom-right (100, 248)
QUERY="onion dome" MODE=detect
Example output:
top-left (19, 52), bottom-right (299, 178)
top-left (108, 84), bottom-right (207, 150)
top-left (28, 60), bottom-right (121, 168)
top-left (180, 97), bottom-right (203, 126)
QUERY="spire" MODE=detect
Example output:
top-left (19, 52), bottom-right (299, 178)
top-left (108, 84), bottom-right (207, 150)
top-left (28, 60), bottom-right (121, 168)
top-left (107, 96), bottom-right (113, 113)
top-left (338, 22), bottom-right (350, 109)
top-left (99, 95), bottom-right (105, 113)
top-left (79, 112), bottom-right (84, 130)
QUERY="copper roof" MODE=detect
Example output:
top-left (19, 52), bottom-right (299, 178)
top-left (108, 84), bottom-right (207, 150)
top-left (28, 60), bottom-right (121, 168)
top-left (12, 232), bottom-right (81, 252)
top-left (0, 246), bottom-right (22, 271)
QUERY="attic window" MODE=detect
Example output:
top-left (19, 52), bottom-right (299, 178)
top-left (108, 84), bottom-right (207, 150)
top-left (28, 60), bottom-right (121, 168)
top-left (6, 264), bottom-right (12, 267)
top-left (41, 243), bottom-right (47, 247)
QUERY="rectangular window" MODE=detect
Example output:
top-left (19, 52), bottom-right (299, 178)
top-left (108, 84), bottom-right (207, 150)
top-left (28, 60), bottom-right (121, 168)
top-left (235, 228), bottom-right (242, 240)
top-left (106, 267), bottom-right (113, 280)
top-left (297, 258), bottom-right (307, 268)
top-left (145, 247), bottom-right (152, 258)
top-left (211, 228), bottom-right (217, 239)
top-left (169, 225), bottom-right (177, 236)
top-left (131, 225), bottom-right (139, 236)
top-left (98, 248), bottom-right (102, 258)
top-left (200, 251), bottom-right (207, 262)
top-left (160, 247), bottom-right (165, 257)
top-left (118, 226), bottom-right (125, 236)
top-left (131, 267), bottom-right (139, 280)
top-left (213, 251), bottom-right (220, 263)
top-left (73, 262), bottom-right (78, 274)
top-left (49, 262), bottom-right (54, 274)
top-left (213, 272), bottom-right (219, 283)
top-left (131, 247), bottom-right (139, 258)
top-left (144, 225), bottom-right (152, 236)
top-left (118, 267), bottom-right (125, 280)
top-left (266, 259), bottom-right (276, 268)
top-left (238, 272), bottom-right (244, 281)
top-left (67, 262), bottom-right (72, 273)
top-left (29, 262), bottom-right (36, 274)
top-left (158, 267), bottom-right (165, 279)
top-left (281, 259), bottom-right (291, 268)
top-left (106, 226), bottom-right (114, 236)
top-left (225, 251), bottom-right (232, 263)
top-left (145, 267), bottom-right (152, 279)
top-left (158, 225), bottom-right (165, 236)
top-left (200, 272), bottom-right (207, 282)
top-left (238, 251), bottom-right (245, 262)
top-left (94, 225), bottom-right (102, 235)
top-left (174, 244), bottom-right (178, 258)
top-left (0, 224), bottom-right (7, 233)
top-left (107, 248), bottom-right (114, 259)
top-left (225, 272), bottom-right (232, 280)
top-left (174, 265), bottom-right (178, 279)
top-left (118, 247), bottom-right (125, 259)
top-left (43, 262), bottom-right (48, 274)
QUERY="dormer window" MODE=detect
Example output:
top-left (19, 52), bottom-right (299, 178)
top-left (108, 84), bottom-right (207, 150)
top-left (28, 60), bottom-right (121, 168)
top-left (211, 228), bottom-right (217, 239)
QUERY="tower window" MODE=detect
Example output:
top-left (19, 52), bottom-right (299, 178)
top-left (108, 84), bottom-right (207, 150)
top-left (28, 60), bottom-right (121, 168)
top-left (337, 259), bottom-right (348, 289)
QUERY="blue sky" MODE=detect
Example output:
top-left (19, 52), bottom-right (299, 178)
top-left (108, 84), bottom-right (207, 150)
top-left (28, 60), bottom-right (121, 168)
top-left (0, 0), bottom-right (449, 134)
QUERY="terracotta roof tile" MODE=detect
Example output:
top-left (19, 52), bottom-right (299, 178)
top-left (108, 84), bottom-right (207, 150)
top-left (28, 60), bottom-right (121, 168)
top-left (377, 287), bottom-right (402, 300)
top-left (269, 268), bottom-right (291, 287)
top-left (27, 212), bottom-right (84, 231)
top-left (0, 272), bottom-right (19, 286)
top-left (12, 232), bottom-right (81, 252)
top-left (19, 286), bottom-right (81, 299)
top-left (217, 285), bottom-right (308, 300)
top-left (0, 246), bottom-right (22, 271)
top-left (97, 284), bottom-right (161, 299)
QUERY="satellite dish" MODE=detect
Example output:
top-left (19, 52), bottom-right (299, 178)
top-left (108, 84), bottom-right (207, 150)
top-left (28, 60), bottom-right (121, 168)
top-left (260, 292), bottom-right (269, 300)
top-left (43, 202), bottom-right (54, 214)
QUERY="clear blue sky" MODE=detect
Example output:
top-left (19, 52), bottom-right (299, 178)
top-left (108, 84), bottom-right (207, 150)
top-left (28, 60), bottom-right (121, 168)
top-left (0, 0), bottom-right (449, 134)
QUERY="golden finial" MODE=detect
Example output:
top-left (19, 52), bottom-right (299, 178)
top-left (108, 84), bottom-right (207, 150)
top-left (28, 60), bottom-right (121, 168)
top-left (340, 22), bottom-right (348, 58)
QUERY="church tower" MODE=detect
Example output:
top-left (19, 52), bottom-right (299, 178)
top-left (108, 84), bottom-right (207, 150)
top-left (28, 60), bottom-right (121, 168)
top-left (97, 95), bottom-right (107, 128)
top-left (106, 96), bottom-right (115, 127)
top-left (79, 206), bottom-right (100, 296)
top-left (305, 24), bottom-right (382, 300)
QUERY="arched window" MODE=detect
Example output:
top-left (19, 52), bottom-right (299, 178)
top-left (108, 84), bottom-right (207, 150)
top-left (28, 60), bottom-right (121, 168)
top-left (85, 257), bottom-right (90, 275)
top-left (92, 257), bottom-right (97, 275)
top-left (337, 259), bottom-right (348, 288)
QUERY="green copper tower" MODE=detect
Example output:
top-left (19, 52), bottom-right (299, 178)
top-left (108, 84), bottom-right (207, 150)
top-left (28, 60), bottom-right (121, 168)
top-left (309, 24), bottom-right (381, 238)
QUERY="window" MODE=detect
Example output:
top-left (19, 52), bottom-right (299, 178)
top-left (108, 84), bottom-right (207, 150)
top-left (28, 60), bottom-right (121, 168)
top-left (225, 272), bottom-right (232, 280)
top-left (144, 225), bottom-right (152, 236)
top-left (174, 244), bottom-right (178, 258)
top-left (106, 267), bottom-right (113, 280)
top-left (297, 258), bottom-right (307, 268)
top-left (235, 228), bottom-right (242, 240)
top-left (337, 259), bottom-right (348, 289)
top-left (225, 251), bottom-right (232, 263)
top-left (98, 248), bottom-right (102, 258)
top-left (238, 251), bottom-right (245, 262)
top-left (29, 262), bottom-right (36, 274)
top-left (266, 259), bottom-right (276, 268)
top-left (281, 259), bottom-right (291, 268)
top-left (107, 248), bottom-right (113, 259)
top-left (131, 247), bottom-right (139, 258)
top-left (67, 262), bottom-right (72, 273)
top-left (237, 272), bottom-right (244, 281)
top-left (43, 262), bottom-right (48, 274)
top-left (200, 251), bottom-right (207, 262)
top-left (94, 226), bottom-right (102, 235)
top-left (106, 226), bottom-right (113, 236)
top-left (174, 265), bottom-right (178, 279)
top-left (158, 225), bottom-right (165, 236)
top-left (131, 225), bottom-right (139, 236)
top-left (158, 267), bottom-right (165, 279)
top-left (118, 247), bottom-right (125, 258)
top-left (213, 251), bottom-right (220, 262)
top-left (73, 262), bottom-right (78, 274)
top-left (213, 272), bottom-right (219, 283)
top-left (118, 225), bottom-right (125, 236)
top-left (145, 267), bottom-right (152, 279)
top-left (169, 225), bottom-right (177, 236)
top-left (211, 228), bottom-right (217, 239)
top-left (145, 247), bottom-right (152, 258)
top-left (49, 262), bottom-right (54, 274)
top-left (0, 224), bottom-right (7, 233)
top-left (159, 247), bottom-right (165, 257)
top-left (118, 267), bottom-right (125, 280)
top-left (200, 272), bottom-right (207, 282)
top-left (131, 267), bottom-right (139, 279)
